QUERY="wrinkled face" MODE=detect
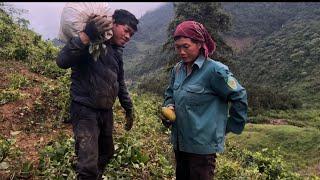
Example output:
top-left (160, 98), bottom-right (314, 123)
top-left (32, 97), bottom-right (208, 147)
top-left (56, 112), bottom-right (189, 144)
top-left (174, 37), bottom-right (202, 64)
top-left (111, 24), bottom-right (135, 47)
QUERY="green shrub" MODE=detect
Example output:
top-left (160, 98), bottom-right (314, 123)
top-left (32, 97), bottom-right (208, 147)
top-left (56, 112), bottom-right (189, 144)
top-left (0, 135), bottom-right (11, 163)
top-left (246, 85), bottom-right (302, 111)
top-left (16, 161), bottom-right (34, 179)
top-left (0, 6), bottom-right (62, 79)
top-left (30, 58), bottom-right (66, 79)
top-left (8, 73), bottom-right (30, 90)
top-left (225, 141), bottom-right (301, 179)
top-left (39, 70), bottom-right (71, 123)
top-left (0, 89), bottom-right (27, 105)
top-left (216, 159), bottom-right (243, 179)
top-left (38, 133), bottom-right (76, 179)
top-left (0, 9), bottom-right (15, 48)
top-left (0, 136), bottom-right (28, 178)
top-left (14, 46), bottom-right (29, 61)
top-left (106, 135), bottom-right (150, 178)
top-left (137, 68), bottom-right (170, 96)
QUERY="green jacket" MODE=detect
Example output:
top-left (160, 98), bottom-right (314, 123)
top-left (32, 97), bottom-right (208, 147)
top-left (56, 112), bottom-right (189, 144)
top-left (163, 55), bottom-right (248, 154)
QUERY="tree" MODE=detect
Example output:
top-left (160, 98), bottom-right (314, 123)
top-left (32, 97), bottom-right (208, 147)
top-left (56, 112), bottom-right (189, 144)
top-left (163, 2), bottom-right (233, 67)
top-left (0, 2), bottom-right (29, 29)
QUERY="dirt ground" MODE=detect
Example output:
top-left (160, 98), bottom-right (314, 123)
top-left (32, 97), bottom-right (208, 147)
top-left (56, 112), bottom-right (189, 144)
top-left (0, 61), bottom-right (72, 167)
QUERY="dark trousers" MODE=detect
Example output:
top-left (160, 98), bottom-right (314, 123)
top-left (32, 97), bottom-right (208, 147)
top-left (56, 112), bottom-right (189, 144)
top-left (70, 101), bottom-right (114, 180)
top-left (175, 150), bottom-right (216, 180)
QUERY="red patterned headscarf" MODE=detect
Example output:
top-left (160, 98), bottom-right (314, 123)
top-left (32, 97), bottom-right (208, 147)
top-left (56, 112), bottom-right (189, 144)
top-left (173, 21), bottom-right (216, 58)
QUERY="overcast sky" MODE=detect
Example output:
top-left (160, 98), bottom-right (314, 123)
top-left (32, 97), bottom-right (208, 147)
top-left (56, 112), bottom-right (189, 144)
top-left (9, 2), bottom-right (165, 40)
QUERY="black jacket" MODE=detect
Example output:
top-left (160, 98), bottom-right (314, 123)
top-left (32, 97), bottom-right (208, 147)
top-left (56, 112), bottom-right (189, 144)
top-left (56, 37), bottom-right (132, 111)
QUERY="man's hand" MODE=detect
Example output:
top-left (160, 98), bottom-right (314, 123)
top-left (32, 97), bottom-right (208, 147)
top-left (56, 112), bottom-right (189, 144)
top-left (93, 15), bottom-right (113, 34)
top-left (125, 109), bottom-right (134, 131)
top-left (83, 14), bottom-right (113, 42)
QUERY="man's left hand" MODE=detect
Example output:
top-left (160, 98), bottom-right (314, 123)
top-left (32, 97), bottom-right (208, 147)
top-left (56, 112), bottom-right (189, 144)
top-left (125, 109), bottom-right (134, 131)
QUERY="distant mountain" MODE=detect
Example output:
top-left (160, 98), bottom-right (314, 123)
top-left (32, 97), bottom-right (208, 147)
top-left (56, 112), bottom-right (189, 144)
top-left (131, 3), bottom-right (174, 46)
top-left (122, 2), bottom-right (320, 107)
top-left (235, 4), bottom-right (320, 107)
top-left (124, 2), bottom-right (315, 78)
top-left (123, 2), bottom-right (174, 77)
top-left (222, 2), bottom-right (306, 38)
top-left (221, 2), bottom-right (320, 54)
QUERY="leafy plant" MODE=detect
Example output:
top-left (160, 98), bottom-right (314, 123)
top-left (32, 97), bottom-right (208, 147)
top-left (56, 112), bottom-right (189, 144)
top-left (37, 70), bottom-right (71, 124)
top-left (0, 89), bottom-right (27, 105)
top-left (8, 73), bottom-right (30, 90)
top-left (30, 58), bottom-right (66, 80)
top-left (224, 141), bottom-right (301, 179)
top-left (16, 161), bottom-right (34, 179)
top-left (37, 133), bottom-right (76, 179)
top-left (0, 136), bottom-right (10, 163)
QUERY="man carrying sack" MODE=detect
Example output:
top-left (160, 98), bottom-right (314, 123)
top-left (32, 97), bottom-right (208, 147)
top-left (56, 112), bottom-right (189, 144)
top-left (56, 7), bottom-right (139, 179)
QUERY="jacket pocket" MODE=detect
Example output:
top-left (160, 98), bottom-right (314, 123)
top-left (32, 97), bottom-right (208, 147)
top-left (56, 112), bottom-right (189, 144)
top-left (185, 84), bottom-right (211, 106)
top-left (185, 84), bottom-right (205, 93)
top-left (94, 81), bottom-right (118, 109)
top-left (71, 101), bottom-right (97, 123)
top-left (89, 72), bottom-right (119, 109)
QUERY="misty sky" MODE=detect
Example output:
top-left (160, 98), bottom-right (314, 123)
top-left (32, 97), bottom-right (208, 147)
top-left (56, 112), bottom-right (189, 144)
top-left (9, 2), bottom-right (165, 40)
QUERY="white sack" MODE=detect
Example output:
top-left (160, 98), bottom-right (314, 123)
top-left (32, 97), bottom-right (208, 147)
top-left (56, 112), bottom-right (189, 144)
top-left (59, 2), bottom-right (113, 43)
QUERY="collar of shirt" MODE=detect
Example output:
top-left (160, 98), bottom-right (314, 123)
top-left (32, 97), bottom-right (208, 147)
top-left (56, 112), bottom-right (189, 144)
top-left (180, 55), bottom-right (206, 70)
top-left (193, 55), bottom-right (206, 69)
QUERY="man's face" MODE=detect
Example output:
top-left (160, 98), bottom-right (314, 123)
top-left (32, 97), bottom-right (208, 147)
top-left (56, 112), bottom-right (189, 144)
top-left (111, 24), bottom-right (135, 47)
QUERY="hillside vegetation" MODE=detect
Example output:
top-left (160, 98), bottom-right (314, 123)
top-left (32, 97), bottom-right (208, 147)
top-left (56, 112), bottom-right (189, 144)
top-left (235, 5), bottom-right (320, 108)
top-left (123, 3), bottom-right (174, 79)
top-left (123, 3), bottom-right (320, 103)
top-left (136, 2), bottom-right (320, 111)
top-left (127, 2), bottom-right (234, 95)
top-left (222, 2), bottom-right (319, 38)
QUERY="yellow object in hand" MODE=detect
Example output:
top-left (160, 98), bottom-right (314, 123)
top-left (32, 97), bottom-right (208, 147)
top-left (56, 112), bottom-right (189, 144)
top-left (161, 107), bottom-right (176, 122)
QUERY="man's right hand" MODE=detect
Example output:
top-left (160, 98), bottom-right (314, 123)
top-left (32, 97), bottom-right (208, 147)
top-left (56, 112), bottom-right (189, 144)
top-left (83, 14), bottom-right (113, 42)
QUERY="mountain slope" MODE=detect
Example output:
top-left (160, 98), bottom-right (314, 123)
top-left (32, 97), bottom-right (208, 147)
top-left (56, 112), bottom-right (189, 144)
top-left (235, 7), bottom-right (320, 107)
top-left (122, 2), bottom-right (320, 109)
top-left (222, 2), bottom-right (314, 38)
top-left (123, 3), bottom-right (174, 78)
top-left (124, 3), bottom-right (320, 80)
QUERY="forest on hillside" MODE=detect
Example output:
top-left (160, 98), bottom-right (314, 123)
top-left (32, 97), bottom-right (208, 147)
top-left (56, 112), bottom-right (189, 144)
top-left (124, 2), bottom-right (320, 110)
top-left (0, 2), bottom-right (319, 179)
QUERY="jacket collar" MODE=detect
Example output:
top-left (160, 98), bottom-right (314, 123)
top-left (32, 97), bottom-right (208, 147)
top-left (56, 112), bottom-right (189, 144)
top-left (181, 55), bottom-right (205, 69)
top-left (111, 44), bottom-right (123, 56)
top-left (193, 55), bottom-right (205, 69)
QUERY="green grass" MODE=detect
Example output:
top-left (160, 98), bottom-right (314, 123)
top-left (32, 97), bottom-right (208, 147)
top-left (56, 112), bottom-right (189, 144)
top-left (250, 109), bottom-right (320, 129)
top-left (8, 73), bottom-right (31, 90)
top-left (0, 89), bottom-right (29, 105)
top-left (228, 123), bottom-right (320, 176)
